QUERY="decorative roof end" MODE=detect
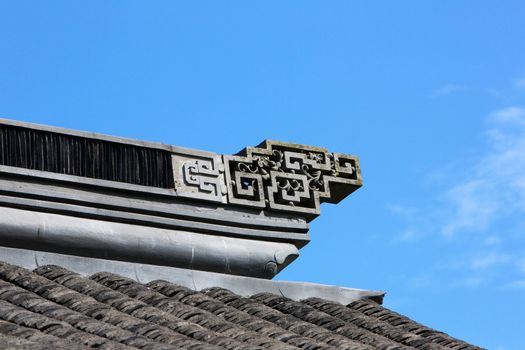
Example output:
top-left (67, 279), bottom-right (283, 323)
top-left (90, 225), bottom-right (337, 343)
top-left (0, 118), bottom-right (362, 278)
top-left (175, 139), bottom-right (362, 221)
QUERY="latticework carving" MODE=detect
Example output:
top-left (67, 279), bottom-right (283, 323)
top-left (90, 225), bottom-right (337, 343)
top-left (171, 140), bottom-right (361, 218)
top-left (224, 140), bottom-right (362, 217)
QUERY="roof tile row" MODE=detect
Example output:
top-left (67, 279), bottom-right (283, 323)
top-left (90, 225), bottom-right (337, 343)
top-left (0, 260), bottom-right (483, 350)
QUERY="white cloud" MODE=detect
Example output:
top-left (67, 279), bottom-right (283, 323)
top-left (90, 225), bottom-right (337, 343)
top-left (515, 78), bottom-right (525, 90)
top-left (484, 88), bottom-right (504, 98)
top-left (387, 205), bottom-right (425, 242)
top-left (504, 280), bottom-right (525, 290)
top-left (392, 229), bottom-right (417, 243)
top-left (407, 275), bottom-right (435, 289)
top-left (489, 106), bottom-right (525, 125)
top-left (441, 180), bottom-right (499, 236)
top-left (516, 258), bottom-right (525, 274)
top-left (483, 235), bottom-right (502, 246)
top-left (452, 276), bottom-right (485, 288)
top-left (387, 204), bottom-right (419, 217)
top-left (441, 106), bottom-right (525, 236)
top-left (470, 252), bottom-right (510, 270)
top-left (389, 105), bottom-right (525, 239)
top-left (390, 105), bottom-right (525, 288)
top-left (433, 84), bottom-right (468, 97)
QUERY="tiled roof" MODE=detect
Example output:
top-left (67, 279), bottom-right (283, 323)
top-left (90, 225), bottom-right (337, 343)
top-left (0, 260), bottom-right (482, 350)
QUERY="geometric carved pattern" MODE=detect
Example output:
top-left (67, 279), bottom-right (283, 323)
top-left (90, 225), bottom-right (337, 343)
top-left (223, 140), bottom-right (362, 218)
top-left (172, 140), bottom-right (361, 219)
top-left (172, 152), bottom-right (227, 203)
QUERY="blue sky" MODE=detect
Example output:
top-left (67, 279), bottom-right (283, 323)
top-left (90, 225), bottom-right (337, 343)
top-left (1, 2), bottom-right (524, 348)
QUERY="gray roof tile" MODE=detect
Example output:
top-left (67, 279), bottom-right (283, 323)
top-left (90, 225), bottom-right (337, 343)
top-left (0, 261), bottom-right (483, 350)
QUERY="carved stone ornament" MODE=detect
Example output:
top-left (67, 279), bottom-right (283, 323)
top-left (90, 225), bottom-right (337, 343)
top-left (224, 140), bottom-right (362, 218)
top-left (171, 140), bottom-right (361, 219)
top-left (0, 119), bottom-right (362, 278)
top-left (172, 151), bottom-right (227, 203)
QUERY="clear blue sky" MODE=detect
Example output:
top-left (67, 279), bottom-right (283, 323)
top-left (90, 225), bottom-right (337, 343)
top-left (1, 2), bottom-right (524, 349)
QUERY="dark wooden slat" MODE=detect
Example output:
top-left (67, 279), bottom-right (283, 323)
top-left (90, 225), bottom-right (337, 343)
top-left (0, 125), bottom-right (174, 189)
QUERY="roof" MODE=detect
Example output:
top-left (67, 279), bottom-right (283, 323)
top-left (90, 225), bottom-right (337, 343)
top-left (0, 119), bottom-right (482, 349)
top-left (0, 260), bottom-right (482, 350)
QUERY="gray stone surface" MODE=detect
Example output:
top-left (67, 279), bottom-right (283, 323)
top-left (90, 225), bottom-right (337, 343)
top-left (0, 169), bottom-right (310, 247)
top-left (0, 118), bottom-right (362, 221)
top-left (172, 148), bottom-right (227, 204)
top-left (0, 206), bottom-right (299, 278)
top-left (0, 245), bottom-right (384, 305)
top-left (0, 118), bottom-right (362, 279)
top-left (224, 140), bottom-right (362, 219)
